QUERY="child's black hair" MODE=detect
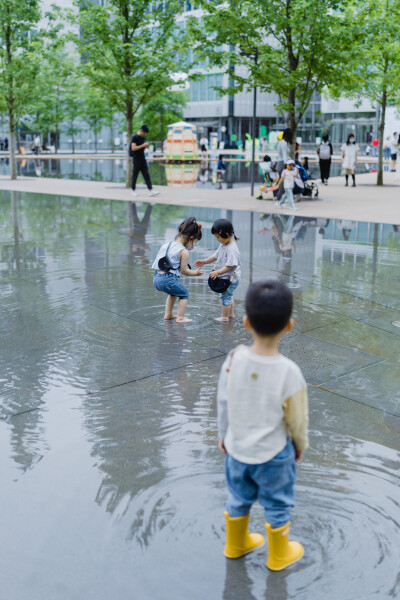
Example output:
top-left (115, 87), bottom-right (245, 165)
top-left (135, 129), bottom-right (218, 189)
top-left (177, 216), bottom-right (202, 241)
top-left (211, 218), bottom-right (238, 240)
top-left (219, 154), bottom-right (224, 159)
top-left (245, 280), bottom-right (293, 335)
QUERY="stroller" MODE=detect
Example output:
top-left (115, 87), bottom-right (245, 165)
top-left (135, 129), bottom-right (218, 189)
top-left (293, 158), bottom-right (319, 201)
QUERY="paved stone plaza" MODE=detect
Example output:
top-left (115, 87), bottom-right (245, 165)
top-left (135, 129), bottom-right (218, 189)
top-left (0, 188), bottom-right (399, 599)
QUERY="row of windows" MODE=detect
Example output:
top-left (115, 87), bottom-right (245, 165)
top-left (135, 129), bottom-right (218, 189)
top-left (189, 74), bottom-right (223, 102)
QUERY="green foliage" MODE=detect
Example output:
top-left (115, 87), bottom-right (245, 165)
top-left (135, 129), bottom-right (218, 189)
top-left (188, 0), bottom-right (360, 142)
top-left (69, 0), bottom-right (190, 184)
top-left (0, 0), bottom-right (43, 177)
top-left (27, 44), bottom-right (77, 151)
top-left (133, 90), bottom-right (187, 140)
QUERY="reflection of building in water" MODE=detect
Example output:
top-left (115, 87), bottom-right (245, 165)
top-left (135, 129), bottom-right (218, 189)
top-left (314, 220), bottom-right (398, 293)
top-left (165, 163), bottom-right (200, 187)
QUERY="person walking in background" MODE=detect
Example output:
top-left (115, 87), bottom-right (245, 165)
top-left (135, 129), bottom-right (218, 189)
top-left (131, 125), bottom-right (159, 197)
top-left (217, 154), bottom-right (226, 189)
top-left (390, 132), bottom-right (398, 172)
top-left (317, 134), bottom-right (333, 185)
top-left (277, 129), bottom-right (292, 175)
top-left (34, 134), bottom-right (41, 155)
top-left (371, 136), bottom-right (379, 157)
top-left (341, 134), bottom-right (359, 187)
top-left (200, 134), bottom-right (208, 160)
top-left (383, 136), bottom-right (391, 161)
top-left (277, 159), bottom-right (298, 210)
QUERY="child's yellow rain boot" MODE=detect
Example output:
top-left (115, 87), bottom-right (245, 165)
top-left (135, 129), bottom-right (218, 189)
top-left (265, 521), bottom-right (304, 571)
top-left (224, 511), bottom-right (265, 558)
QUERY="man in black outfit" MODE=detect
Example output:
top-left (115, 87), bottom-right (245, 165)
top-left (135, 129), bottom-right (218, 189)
top-left (131, 125), bottom-right (159, 197)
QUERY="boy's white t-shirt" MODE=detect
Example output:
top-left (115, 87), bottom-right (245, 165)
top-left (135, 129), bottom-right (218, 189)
top-left (217, 345), bottom-right (308, 464)
top-left (213, 240), bottom-right (241, 281)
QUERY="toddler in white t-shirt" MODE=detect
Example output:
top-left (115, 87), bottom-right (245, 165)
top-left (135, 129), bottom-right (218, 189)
top-left (217, 279), bottom-right (308, 571)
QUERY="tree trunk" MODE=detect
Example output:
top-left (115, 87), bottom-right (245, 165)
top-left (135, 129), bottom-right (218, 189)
top-left (16, 126), bottom-right (21, 154)
top-left (95, 130), bottom-right (98, 153)
top-left (55, 128), bottom-right (59, 154)
top-left (288, 101), bottom-right (297, 159)
top-left (377, 75), bottom-right (388, 186)
top-left (72, 129), bottom-right (75, 154)
top-left (8, 109), bottom-right (17, 180)
top-left (125, 99), bottom-right (133, 188)
top-left (110, 118), bottom-right (114, 154)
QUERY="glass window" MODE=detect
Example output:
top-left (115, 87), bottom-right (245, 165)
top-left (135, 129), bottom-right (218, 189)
top-left (199, 78), bottom-right (206, 101)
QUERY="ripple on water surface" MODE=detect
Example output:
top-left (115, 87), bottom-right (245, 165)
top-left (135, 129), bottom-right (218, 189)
top-left (121, 434), bottom-right (400, 600)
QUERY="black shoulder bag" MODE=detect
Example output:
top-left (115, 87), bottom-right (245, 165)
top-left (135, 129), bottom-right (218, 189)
top-left (158, 242), bottom-right (174, 272)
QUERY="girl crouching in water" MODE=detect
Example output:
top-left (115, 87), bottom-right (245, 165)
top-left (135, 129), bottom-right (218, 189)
top-left (194, 219), bottom-right (240, 322)
top-left (152, 217), bottom-right (203, 323)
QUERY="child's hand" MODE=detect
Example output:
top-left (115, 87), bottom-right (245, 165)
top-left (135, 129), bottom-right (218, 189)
top-left (194, 259), bottom-right (205, 267)
top-left (209, 270), bottom-right (219, 280)
top-left (193, 268), bottom-right (203, 276)
top-left (295, 449), bottom-right (303, 462)
top-left (218, 439), bottom-right (227, 455)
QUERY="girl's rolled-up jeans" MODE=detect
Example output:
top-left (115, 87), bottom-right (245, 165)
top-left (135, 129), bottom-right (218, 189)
top-left (225, 439), bottom-right (296, 528)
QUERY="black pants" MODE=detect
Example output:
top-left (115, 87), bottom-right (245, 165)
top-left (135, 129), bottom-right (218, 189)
top-left (132, 161), bottom-right (152, 190)
top-left (319, 159), bottom-right (331, 182)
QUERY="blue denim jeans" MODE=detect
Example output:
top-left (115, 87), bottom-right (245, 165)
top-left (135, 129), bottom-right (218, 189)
top-left (221, 280), bottom-right (239, 306)
top-left (279, 187), bottom-right (295, 209)
top-left (225, 439), bottom-right (296, 528)
top-left (153, 271), bottom-right (189, 299)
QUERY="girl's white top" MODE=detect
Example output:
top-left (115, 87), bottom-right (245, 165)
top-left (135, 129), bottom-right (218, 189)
top-left (212, 240), bottom-right (241, 281)
top-left (341, 143), bottom-right (359, 170)
top-left (218, 345), bottom-right (308, 464)
top-left (152, 240), bottom-right (186, 277)
top-left (281, 168), bottom-right (297, 189)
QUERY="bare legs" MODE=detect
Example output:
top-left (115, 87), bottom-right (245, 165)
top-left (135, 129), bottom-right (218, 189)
top-left (164, 295), bottom-right (177, 320)
top-left (164, 296), bottom-right (192, 323)
top-left (215, 301), bottom-right (234, 322)
top-left (176, 298), bottom-right (192, 323)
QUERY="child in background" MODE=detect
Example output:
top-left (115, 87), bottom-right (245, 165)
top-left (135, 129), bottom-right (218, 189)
top-left (152, 217), bottom-right (203, 323)
top-left (217, 154), bottom-right (227, 189)
top-left (218, 280), bottom-right (308, 570)
top-left (257, 159), bottom-right (280, 200)
top-left (277, 159), bottom-right (298, 210)
top-left (194, 219), bottom-right (240, 322)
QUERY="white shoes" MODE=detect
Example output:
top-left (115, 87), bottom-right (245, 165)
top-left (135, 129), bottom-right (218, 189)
top-left (149, 190), bottom-right (160, 197)
top-left (131, 190), bottom-right (139, 197)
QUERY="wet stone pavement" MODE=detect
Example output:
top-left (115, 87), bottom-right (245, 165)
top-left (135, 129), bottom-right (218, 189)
top-left (1, 190), bottom-right (399, 599)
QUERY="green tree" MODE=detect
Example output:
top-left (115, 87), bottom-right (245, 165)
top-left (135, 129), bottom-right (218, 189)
top-left (63, 75), bottom-right (84, 154)
top-left (189, 0), bottom-right (359, 155)
top-left (0, 0), bottom-right (42, 178)
top-left (349, 0), bottom-right (400, 186)
top-left (82, 86), bottom-right (113, 153)
top-left (70, 0), bottom-right (188, 185)
top-left (133, 90), bottom-right (187, 141)
top-left (28, 48), bottom-right (77, 153)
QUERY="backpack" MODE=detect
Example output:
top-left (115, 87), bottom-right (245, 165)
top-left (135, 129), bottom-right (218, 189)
top-left (319, 142), bottom-right (331, 160)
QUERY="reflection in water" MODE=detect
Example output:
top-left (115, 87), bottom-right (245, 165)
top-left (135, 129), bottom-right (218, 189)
top-left (1, 191), bottom-right (400, 599)
top-left (1, 156), bottom-right (370, 188)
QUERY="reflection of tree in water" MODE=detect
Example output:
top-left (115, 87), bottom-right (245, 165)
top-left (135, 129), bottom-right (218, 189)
top-left (1, 192), bottom-right (130, 472)
top-left (1, 193), bottom-right (57, 471)
top-left (81, 330), bottom-right (221, 547)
